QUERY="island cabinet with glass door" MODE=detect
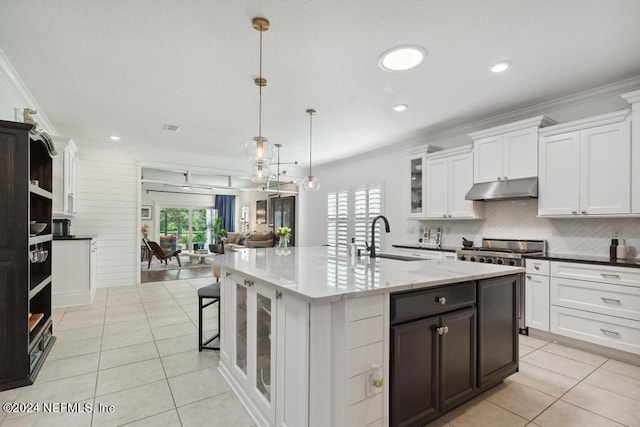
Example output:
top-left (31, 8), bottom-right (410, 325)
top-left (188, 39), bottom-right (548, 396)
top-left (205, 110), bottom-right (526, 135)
top-left (214, 247), bottom-right (522, 427)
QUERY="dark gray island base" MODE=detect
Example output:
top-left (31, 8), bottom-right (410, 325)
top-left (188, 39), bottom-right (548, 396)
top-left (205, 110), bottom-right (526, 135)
top-left (390, 274), bottom-right (519, 426)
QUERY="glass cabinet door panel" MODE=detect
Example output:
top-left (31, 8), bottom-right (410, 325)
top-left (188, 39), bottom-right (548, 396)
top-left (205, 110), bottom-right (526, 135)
top-left (410, 157), bottom-right (423, 215)
top-left (256, 292), bottom-right (272, 402)
top-left (236, 284), bottom-right (247, 374)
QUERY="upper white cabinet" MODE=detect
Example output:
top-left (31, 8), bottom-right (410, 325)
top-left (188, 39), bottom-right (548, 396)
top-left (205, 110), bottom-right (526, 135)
top-left (469, 116), bottom-right (555, 184)
top-left (621, 89), bottom-right (640, 213)
top-left (538, 110), bottom-right (631, 217)
top-left (406, 145), bottom-right (441, 219)
top-left (425, 145), bottom-right (484, 219)
top-left (52, 136), bottom-right (77, 217)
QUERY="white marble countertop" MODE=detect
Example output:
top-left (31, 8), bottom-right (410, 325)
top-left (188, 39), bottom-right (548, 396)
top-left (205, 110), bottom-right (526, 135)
top-left (212, 246), bottom-right (524, 302)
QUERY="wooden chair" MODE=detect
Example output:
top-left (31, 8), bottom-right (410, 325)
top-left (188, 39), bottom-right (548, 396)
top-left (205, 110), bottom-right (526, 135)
top-left (143, 238), bottom-right (182, 269)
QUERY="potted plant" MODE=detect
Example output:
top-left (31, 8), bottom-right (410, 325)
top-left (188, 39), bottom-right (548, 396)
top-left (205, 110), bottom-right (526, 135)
top-left (210, 217), bottom-right (227, 254)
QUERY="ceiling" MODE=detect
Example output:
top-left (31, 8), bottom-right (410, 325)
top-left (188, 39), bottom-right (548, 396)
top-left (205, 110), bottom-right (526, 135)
top-left (1, 0), bottom-right (640, 182)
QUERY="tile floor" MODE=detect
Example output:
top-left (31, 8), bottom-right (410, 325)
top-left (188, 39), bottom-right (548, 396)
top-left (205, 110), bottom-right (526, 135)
top-left (0, 279), bottom-right (639, 426)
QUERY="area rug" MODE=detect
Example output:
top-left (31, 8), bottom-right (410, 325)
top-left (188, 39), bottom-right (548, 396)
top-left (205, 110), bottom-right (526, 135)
top-left (141, 257), bottom-right (212, 271)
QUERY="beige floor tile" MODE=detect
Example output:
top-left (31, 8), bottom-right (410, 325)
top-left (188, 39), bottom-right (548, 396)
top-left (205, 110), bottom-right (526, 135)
top-left (59, 308), bottom-right (106, 321)
top-left (521, 349), bottom-right (597, 380)
top-left (144, 305), bottom-right (186, 319)
top-left (519, 335), bottom-right (549, 349)
top-left (122, 409), bottom-right (182, 426)
top-left (91, 380), bottom-right (175, 427)
top-left (484, 379), bottom-right (556, 420)
top-left (584, 367), bottom-right (640, 402)
top-left (55, 315), bottom-right (104, 331)
top-left (104, 302), bottom-right (144, 313)
top-left (533, 400), bottom-right (624, 427)
top-left (161, 350), bottom-right (219, 378)
top-left (104, 310), bottom-right (148, 325)
top-left (95, 358), bottom-right (166, 396)
top-left (600, 359), bottom-right (640, 381)
top-left (47, 337), bottom-right (102, 361)
top-left (519, 343), bottom-right (537, 357)
top-left (36, 352), bottom-right (100, 383)
top-left (99, 342), bottom-right (159, 370)
top-left (102, 318), bottom-right (150, 336)
top-left (101, 328), bottom-right (154, 351)
top-left (0, 388), bottom-right (20, 404)
top-left (168, 366), bottom-right (230, 407)
top-left (0, 399), bottom-right (94, 427)
top-left (151, 322), bottom-right (197, 341)
top-left (141, 299), bottom-right (179, 310)
top-left (540, 342), bottom-right (608, 367)
top-left (439, 399), bottom-right (528, 427)
top-left (562, 382), bottom-right (640, 426)
top-left (106, 285), bottom-right (139, 295)
top-left (175, 296), bottom-right (197, 307)
top-left (155, 333), bottom-right (199, 357)
top-left (177, 390), bottom-right (254, 427)
top-left (65, 302), bottom-right (106, 312)
top-left (508, 361), bottom-right (578, 398)
top-left (147, 313), bottom-right (192, 329)
top-left (167, 289), bottom-right (198, 300)
top-left (53, 325), bottom-right (104, 344)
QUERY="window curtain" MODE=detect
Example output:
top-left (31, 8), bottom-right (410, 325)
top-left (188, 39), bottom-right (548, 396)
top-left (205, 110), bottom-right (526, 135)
top-left (215, 195), bottom-right (236, 232)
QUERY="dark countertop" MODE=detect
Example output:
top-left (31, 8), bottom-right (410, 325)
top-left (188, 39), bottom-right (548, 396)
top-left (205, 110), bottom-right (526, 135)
top-left (392, 244), bottom-right (458, 253)
top-left (53, 235), bottom-right (96, 240)
top-left (524, 253), bottom-right (640, 269)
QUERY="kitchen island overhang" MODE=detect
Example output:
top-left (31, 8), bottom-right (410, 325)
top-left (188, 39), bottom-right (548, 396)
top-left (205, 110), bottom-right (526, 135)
top-left (212, 246), bottom-right (523, 427)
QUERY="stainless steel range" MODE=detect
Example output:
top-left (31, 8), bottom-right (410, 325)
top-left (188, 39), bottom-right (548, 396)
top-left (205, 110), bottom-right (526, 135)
top-left (457, 238), bottom-right (546, 333)
top-left (456, 238), bottom-right (546, 266)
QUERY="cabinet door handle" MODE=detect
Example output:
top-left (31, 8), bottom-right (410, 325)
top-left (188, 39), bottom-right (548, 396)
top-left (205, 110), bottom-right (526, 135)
top-left (600, 297), bottom-right (621, 304)
top-left (571, 210), bottom-right (577, 214)
top-left (437, 326), bottom-right (449, 335)
top-left (581, 210), bottom-right (587, 214)
top-left (497, 176), bottom-right (501, 181)
top-left (436, 296), bottom-right (446, 305)
top-left (226, 271), bottom-right (231, 277)
top-left (503, 176), bottom-right (508, 180)
top-left (600, 328), bottom-right (620, 336)
top-left (443, 214), bottom-right (447, 218)
top-left (526, 274), bottom-right (532, 279)
top-left (448, 214), bottom-right (452, 218)
top-left (601, 273), bottom-right (621, 279)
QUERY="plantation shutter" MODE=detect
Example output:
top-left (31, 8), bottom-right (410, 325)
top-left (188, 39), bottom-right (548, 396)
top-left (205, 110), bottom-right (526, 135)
top-left (354, 183), bottom-right (383, 253)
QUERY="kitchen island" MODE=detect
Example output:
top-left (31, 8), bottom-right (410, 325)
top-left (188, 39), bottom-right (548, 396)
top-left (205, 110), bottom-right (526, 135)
top-left (213, 246), bottom-right (523, 427)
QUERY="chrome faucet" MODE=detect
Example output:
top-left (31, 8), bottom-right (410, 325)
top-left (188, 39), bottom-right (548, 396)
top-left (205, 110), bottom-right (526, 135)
top-left (368, 215), bottom-right (390, 258)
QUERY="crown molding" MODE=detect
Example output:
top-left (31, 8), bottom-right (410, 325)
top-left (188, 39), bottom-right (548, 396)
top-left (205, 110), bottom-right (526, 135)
top-left (539, 109), bottom-right (631, 137)
top-left (468, 115), bottom-right (555, 140)
top-left (0, 49), bottom-right (57, 134)
top-left (621, 89), bottom-right (640, 105)
top-left (425, 144), bottom-right (473, 160)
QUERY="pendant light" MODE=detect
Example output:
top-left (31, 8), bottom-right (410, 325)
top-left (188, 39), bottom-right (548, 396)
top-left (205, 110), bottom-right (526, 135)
top-left (301, 108), bottom-right (320, 191)
top-left (246, 17), bottom-right (274, 180)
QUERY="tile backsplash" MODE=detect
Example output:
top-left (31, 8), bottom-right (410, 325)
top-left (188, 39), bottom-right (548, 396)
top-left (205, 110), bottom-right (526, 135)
top-left (424, 199), bottom-right (640, 258)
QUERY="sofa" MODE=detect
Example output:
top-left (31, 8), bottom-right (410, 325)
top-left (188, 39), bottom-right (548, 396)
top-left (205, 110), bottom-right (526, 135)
top-left (224, 231), bottom-right (275, 251)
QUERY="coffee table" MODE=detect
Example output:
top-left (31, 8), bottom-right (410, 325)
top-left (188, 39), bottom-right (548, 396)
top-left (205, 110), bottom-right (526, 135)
top-left (185, 251), bottom-right (217, 264)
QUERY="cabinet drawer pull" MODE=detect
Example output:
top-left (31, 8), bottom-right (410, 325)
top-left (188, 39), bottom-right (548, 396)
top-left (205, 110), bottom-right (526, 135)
top-left (437, 326), bottom-right (449, 335)
top-left (600, 273), bottom-right (621, 279)
top-left (571, 210), bottom-right (577, 214)
top-left (436, 296), bottom-right (446, 305)
top-left (600, 297), bottom-right (621, 304)
top-left (533, 265), bottom-right (540, 270)
top-left (226, 271), bottom-right (231, 277)
top-left (581, 210), bottom-right (587, 214)
top-left (600, 328), bottom-right (620, 336)
top-left (526, 274), bottom-right (532, 279)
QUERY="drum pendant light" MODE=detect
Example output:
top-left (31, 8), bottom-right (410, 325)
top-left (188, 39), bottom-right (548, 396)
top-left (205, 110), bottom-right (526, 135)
top-left (301, 108), bottom-right (320, 191)
top-left (246, 17), bottom-right (274, 182)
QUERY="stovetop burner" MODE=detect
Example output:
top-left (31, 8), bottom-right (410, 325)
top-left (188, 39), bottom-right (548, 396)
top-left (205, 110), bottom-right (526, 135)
top-left (456, 238), bottom-right (546, 265)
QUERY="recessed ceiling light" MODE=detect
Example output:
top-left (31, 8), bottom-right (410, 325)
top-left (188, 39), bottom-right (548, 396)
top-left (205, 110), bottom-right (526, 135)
top-left (379, 46), bottom-right (427, 72)
top-left (109, 135), bottom-right (120, 141)
top-left (490, 61), bottom-right (511, 73)
top-left (393, 104), bottom-right (408, 112)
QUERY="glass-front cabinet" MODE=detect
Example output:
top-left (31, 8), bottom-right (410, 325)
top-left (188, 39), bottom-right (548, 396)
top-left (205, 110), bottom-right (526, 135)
top-left (408, 153), bottom-right (425, 218)
top-left (230, 272), bottom-right (277, 424)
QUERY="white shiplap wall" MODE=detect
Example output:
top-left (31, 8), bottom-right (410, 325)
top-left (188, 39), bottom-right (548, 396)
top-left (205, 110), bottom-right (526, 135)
top-left (74, 158), bottom-right (138, 287)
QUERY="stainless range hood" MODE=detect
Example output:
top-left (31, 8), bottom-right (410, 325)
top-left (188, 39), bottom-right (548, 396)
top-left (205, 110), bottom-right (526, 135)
top-left (465, 177), bottom-right (538, 201)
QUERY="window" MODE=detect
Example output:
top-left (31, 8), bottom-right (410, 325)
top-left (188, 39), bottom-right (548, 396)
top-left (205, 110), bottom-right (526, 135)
top-left (159, 207), bottom-right (216, 251)
top-left (327, 182), bottom-right (384, 255)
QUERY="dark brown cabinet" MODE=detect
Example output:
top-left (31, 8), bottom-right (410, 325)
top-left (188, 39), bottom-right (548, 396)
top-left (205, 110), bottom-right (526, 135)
top-left (477, 274), bottom-right (519, 390)
top-left (269, 195), bottom-right (295, 245)
top-left (390, 275), bottom-right (519, 427)
top-left (0, 120), bottom-right (56, 391)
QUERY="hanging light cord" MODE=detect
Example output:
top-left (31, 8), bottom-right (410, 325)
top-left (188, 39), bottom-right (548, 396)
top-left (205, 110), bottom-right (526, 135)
top-left (308, 111), bottom-right (313, 176)
top-left (258, 22), bottom-right (264, 138)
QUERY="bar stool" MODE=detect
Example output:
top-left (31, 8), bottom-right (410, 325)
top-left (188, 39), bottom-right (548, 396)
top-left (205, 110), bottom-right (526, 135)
top-left (198, 282), bottom-right (220, 351)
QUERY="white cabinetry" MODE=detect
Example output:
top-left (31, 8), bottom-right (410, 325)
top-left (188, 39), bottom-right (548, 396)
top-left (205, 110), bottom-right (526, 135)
top-left (621, 89), bottom-right (640, 213)
top-left (524, 259), bottom-right (549, 332)
top-left (52, 238), bottom-right (96, 307)
top-left (469, 116), bottom-right (554, 184)
top-left (425, 145), bottom-right (484, 219)
top-left (392, 247), bottom-right (444, 260)
top-left (538, 110), bottom-right (632, 217)
top-left (406, 145), bottom-right (441, 219)
top-left (549, 261), bottom-right (640, 355)
top-left (52, 136), bottom-right (77, 217)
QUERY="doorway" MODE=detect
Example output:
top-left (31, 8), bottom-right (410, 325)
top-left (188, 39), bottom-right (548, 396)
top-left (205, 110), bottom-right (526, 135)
top-left (159, 207), bottom-right (216, 251)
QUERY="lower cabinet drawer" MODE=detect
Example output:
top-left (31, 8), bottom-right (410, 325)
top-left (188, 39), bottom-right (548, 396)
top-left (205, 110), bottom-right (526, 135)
top-left (550, 305), bottom-right (640, 355)
top-left (551, 277), bottom-right (640, 321)
top-left (551, 262), bottom-right (640, 287)
top-left (391, 282), bottom-right (476, 324)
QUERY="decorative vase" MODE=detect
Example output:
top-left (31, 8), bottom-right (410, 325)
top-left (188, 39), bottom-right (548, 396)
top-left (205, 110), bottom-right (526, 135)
top-left (278, 236), bottom-right (289, 248)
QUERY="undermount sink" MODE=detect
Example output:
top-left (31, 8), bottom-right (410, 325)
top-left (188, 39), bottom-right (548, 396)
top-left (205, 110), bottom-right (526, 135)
top-left (376, 253), bottom-right (423, 261)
